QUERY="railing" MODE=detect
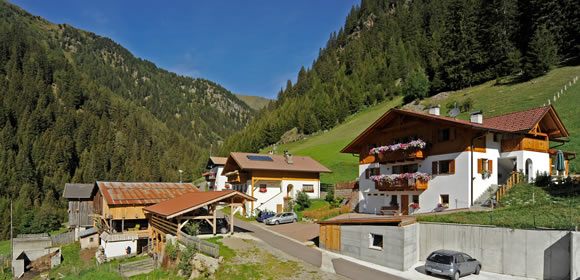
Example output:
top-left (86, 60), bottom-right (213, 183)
top-left (375, 149), bottom-right (425, 163)
top-left (178, 232), bottom-right (220, 258)
top-left (119, 258), bottom-right (155, 278)
top-left (501, 137), bottom-right (548, 153)
top-left (495, 172), bottom-right (522, 201)
top-left (375, 179), bottom-right (428, 191)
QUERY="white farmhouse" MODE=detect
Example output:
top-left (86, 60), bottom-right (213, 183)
top-left (342, 105), bottom-right (575, 215)
top-left (222, 152), bottom-right (331, 214)
top-left (203, 157), bottom-right (229, 191)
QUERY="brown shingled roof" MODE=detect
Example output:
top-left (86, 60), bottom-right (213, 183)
top-left (96, 181), bottom-right (199, 206)
top-left (143, 190), bottom-right (256, 219)
top-left (223, 152), bottom-right (332, 174)
top-left (482, 106), bottom-right (550, 132)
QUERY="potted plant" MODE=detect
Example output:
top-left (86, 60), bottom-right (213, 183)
top-left (409, 202), bottom-right (420, 214)
top-left (482, 169), bottom-right (491, 179)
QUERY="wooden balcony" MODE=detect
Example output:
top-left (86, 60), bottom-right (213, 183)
top-left (374, 149), bottom-right (425, 163)
top-left (501, 137), bottom-right (548, 153)
top-left (375, 179), bottom-right (428, 191)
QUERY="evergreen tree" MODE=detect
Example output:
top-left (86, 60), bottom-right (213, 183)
top-left (524, 25), bottom-right (558, 78)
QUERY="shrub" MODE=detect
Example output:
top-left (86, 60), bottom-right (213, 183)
top-left (296, 190), bottom-right (311, 209)
top-left (331, 196), bottom-right (344, 208)
top-left (183, 222), bottom-right (200, 236)
top-left (177, 244), bottom-right (197, 276)
top-left (325, 192), bottom-right (334, 203)
top-left (534, 172), bottom-right (551, 187)
top-left (165, 239), bottom-right (178, 261)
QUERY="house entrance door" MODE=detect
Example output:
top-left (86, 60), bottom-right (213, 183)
top-left (401, 195), bottom-right (409, 215)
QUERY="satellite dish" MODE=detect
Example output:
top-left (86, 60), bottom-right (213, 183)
top-left (449, 108), bottom-right (460, 118)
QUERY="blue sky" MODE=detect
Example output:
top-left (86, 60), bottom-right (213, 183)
top-left (11, 1), bottom-right (359, 99)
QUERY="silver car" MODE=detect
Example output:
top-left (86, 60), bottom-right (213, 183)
top-left (264, 212), bottom-right (298, 225)
top-left (425, 250), bottom-right (481, 280)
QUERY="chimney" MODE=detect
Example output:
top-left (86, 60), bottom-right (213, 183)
top-left (470, 110), bottom-right (483, 124)
top-left (284, 150), bottom-right (293, 164)
top-left (428, 104), bottom-right (440, 116)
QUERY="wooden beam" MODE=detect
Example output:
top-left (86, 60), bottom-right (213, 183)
top-left (213, 203), bottom-right (217, 235)
top-left (230, 197), bottom-right (235, 234)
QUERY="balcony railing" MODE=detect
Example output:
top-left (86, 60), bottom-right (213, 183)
top-left (375, 178), bottom-right (429, 191)
top-left (501, 137), bottom-right (548, 153)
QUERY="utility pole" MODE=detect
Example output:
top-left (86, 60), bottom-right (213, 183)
top-left (10, 199), bottom-right (13, 277)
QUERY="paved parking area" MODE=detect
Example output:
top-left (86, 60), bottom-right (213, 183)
top-left (262, 222), bottom-right (320, 243)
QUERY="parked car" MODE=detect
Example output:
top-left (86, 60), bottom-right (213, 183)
top-left (197, 217), bottom-right (230, 234)
top-left (264, 212), bottom-right (298, 225)
top-left (256, 210), bottom-right (276, 223)
top-left (425, 250), bottom-right (481, 280)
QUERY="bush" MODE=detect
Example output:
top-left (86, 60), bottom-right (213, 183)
top-left (325, 192), bottom-right (334, 203)
top-left (534, 172), bottom-right (551, 187)
top-left (293, 204), bottom-right (303, 212)
top-left (177, 244), bottom-right (197, 276)
top-left (331, 196), bottom-right (344, 208)
top-left (183, 222), bottom-right (200, 236)
top-left (295, 190), bottom-right (311, 209)
top-left (165, 239), bottom-right (178, 261)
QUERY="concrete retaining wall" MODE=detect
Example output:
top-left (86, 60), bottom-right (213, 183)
top-left (340, 223), bottom-right (418, 271)
top-left (419, 223), bottom-right (572, 279)
top-left (572, 232), bottom-right (580, 280)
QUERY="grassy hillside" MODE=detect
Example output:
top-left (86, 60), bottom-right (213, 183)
top-left (234, 94), bottom-right (272, 110)
top-left (262, 65), bottom-right (580, 185)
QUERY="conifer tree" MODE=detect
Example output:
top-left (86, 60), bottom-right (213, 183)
top-left (524, 25), bottom-right (558, 78)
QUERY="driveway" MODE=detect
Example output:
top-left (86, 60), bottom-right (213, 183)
top-left (262, 222), bottom-right (319, 243)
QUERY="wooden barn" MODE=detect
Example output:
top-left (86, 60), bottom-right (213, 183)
top-left (63, 183), bottom-right (97, 239)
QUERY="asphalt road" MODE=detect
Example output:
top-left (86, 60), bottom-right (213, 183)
top-left (234, 218), bottom-right (406, 280)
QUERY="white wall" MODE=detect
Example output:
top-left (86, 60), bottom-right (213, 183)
top-left (501, 150), bottom-right (550, 182)
top-left (80, 233), bottom-right (99, 249)
top-left (208, 166), bottom-right (228, 191)
top-left (245, 179), bottom-right (321, 214)
top-left (102, 238), bottom-right (137, 258)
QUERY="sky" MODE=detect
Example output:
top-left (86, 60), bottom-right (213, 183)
top-left (11, 0), bottom-right (359, 99)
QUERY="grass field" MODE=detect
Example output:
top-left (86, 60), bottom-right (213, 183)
top-left (261, 65), bottom-right (580, 184)
top-left (418, 182), bottom-right (580, 229)
top-left (0, 240), bottom-right (9, 255)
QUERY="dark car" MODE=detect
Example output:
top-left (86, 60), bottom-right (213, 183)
top-left (425, 250), bottom-right (481, 280)
top-left (197, 217), bottom-right (230, 234)
top-left (256, 210), bottom-right (276, 223)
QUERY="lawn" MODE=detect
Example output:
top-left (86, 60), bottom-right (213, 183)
top-left (0, 240), bottom-right (9, 255)
top-left (418, 182), bottom-right (580, 229)
top-left (219, 207), bottom-right (254, 222)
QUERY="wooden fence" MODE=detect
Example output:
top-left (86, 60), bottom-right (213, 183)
top-left (0, 254), bottom-right (9, 266)
top-left (118, 258), bottom-right (155, 278)
top-left (178, 232), bottom-right (220, 258)
top-left (496, 172), bottom-right (522, 201)
top-left (302, 205), bottom-right (351, 220)
top-left (51, 231), bottom-right (75, 246)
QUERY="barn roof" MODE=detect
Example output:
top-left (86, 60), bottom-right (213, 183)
top-left (144, 190), bottom-right (256, 219)
top-left (63, 183), bottom-right (96, 199)
top-left (222, 152), bottom-right (332, 174)
top-left (96, 181), bottom-right (199, 206)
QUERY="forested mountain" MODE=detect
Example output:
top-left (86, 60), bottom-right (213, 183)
top-left (0, 0), bottom-right (253, 238)
top-left (221, 0), bottom-right (580, 154)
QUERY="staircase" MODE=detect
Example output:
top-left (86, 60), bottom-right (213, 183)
top-left (473, 184), bottom-right (499, 208)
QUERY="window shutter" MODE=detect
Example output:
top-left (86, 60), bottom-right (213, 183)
top-left (549, 158), bottom-right (552, 175)
top-left (488, 160), bottom-right (493, 173)
top-left (432, 161), bottom-right (438, 175)
top-left (449, 160), bottom-right (455, 174)
top-left (477, 159), bottom-right (483, 174)
top-left (450, 127), bottom-right (456, 141)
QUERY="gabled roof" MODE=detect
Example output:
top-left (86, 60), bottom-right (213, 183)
top-left (63, 183), bottom-right (96, 199)
top-left (209, 157), bottom-right (227, 165)
top-left (222, 152), bottom-right (332, 174)
top-left (96, 181), bottom-right (199, 206)
top-left (143, 190), bottom-right (256, 219)
top-left (342, 105), bottom-right (569, 153)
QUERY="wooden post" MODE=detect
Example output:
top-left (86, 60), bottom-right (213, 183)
top-left (212, 204), bottom-right (217, 235)
top-left (177, 218), bottom-right (181, 238)
top-left (230, 198), bottom-right (234, 234)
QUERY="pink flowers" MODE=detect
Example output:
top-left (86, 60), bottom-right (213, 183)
top-left (369, 139), bottom-right (427, 155)
top-left (370, 172), bottom-right (431, 184)
top-left (409, 202), bottom-right (420, 210)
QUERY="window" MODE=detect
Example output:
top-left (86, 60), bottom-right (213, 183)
top-left (439, 128), bottom-right (450, 142)
top-left (302, 184), bottom-right (314, 192)
top-left (432, 160), bottom-right (455, 175)
top-left (455, 254), bottom-right (465, 263)
top-left (369, 233), bottom-right (383, 250)
top-left (440, 194), bottom-right (449, 204)
top-left (462, 254), bottom-right (473, 262)
top-left (366, 167), bottom-right (380, 179)
top-left (89, 237), bottom-right (94, 242)
top-left (391, 195), bottom-right (398, 206)
top-left (477, 158), bottom-right (493, 174)
top-left (412, 195), bottom-right (419, 204)
top-left (392, 164), bottom-right (418, 174)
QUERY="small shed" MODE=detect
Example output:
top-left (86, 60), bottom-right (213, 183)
top-left (78, 227), bottom-right (99, 249)
top-left (100, 232), bottom-right (138, 259)
top-left (63, 183), bottom-right (97, 237)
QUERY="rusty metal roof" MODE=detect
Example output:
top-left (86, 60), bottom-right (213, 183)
top-left (96, 181), bottom-right (199, 206)
top-left (143, 190), bottom-right (256, 219)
